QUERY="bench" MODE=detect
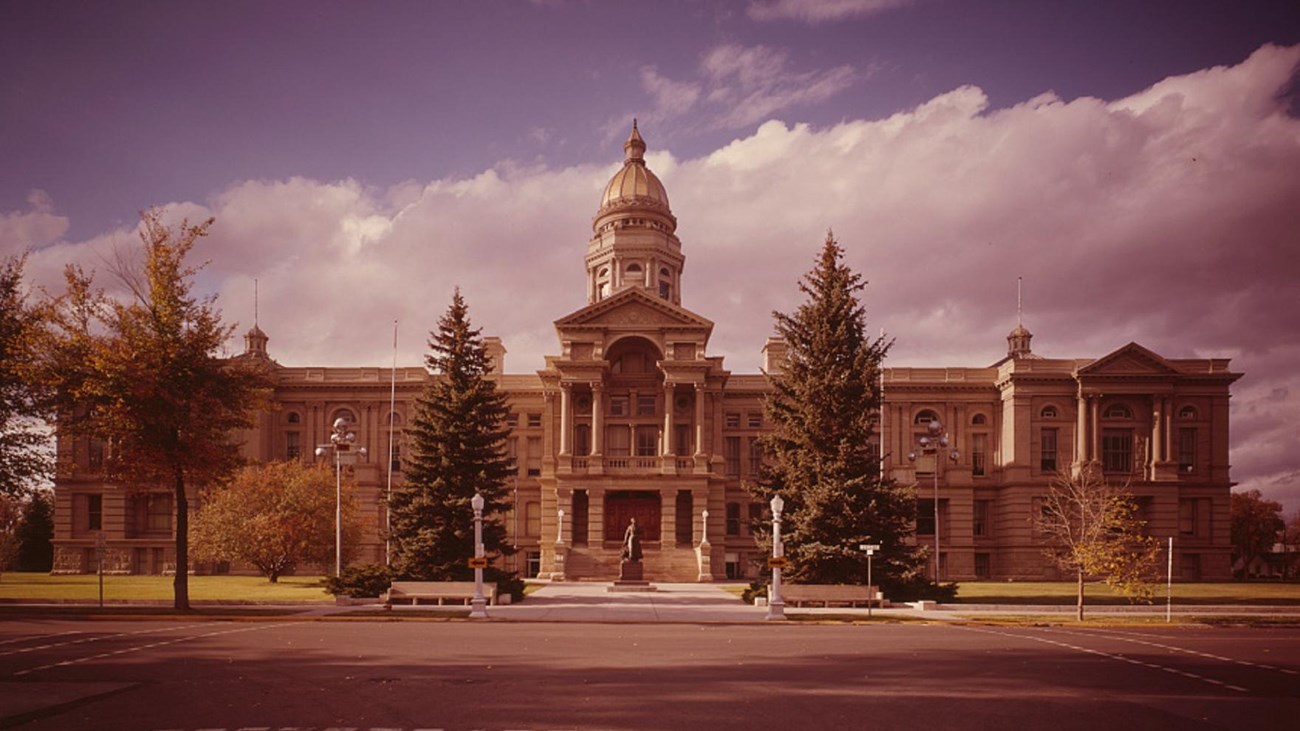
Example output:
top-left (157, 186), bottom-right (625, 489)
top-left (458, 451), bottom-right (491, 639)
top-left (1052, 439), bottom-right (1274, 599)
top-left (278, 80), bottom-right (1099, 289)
top-left (779, 584), bottom-right (884, 608)
top-left (383, 581), bottom-right (497, 606)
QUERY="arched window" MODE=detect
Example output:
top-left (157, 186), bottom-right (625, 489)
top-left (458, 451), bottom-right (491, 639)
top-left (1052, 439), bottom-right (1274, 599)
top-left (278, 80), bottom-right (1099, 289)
top-left (971, 413), bottom-right (988, 425)
top-left (597, 267), bottom-right (610, 299)
top-left (1040, 405), bottom-right (1058, 419)
top-left (1103, 404), bottom-right (1132, 420)
top-left (1179, 405), bottom-right (1198, 420)
top-left (658, 268), bottom-right (672, 300)
top-left (914, 410), bottom-right (939, 425)
top-left (333, 408), bottom-right (357, 425)
top-left (286, 411), bottom-right (301, 424)
top-left (625, 262), bottom-right (644, 284)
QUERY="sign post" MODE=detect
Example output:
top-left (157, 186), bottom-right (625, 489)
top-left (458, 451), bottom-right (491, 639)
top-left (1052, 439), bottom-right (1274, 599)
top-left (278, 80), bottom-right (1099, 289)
top-left (860, 544), bottom-right (880, 619)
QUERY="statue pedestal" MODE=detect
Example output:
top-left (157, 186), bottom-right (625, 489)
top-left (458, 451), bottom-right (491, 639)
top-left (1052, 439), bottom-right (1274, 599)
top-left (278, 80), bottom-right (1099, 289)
top-left (608, 560), bottom-right (656, 592)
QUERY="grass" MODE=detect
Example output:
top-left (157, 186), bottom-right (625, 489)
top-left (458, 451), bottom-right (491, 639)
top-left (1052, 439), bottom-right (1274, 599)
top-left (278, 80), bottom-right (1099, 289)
top-left (0, 572), bottom-right (333, 603)
top-left (952, 581), bottom-right (1300, 606)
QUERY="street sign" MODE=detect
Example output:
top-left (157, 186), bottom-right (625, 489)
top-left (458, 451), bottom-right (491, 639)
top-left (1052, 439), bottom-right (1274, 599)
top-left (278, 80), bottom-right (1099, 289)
top-left (467, 557), bottom-right (488, 569)
top-left (767, 556), bottom-right (789, 569)
top-left (860, 543), bottom-right (880, 554)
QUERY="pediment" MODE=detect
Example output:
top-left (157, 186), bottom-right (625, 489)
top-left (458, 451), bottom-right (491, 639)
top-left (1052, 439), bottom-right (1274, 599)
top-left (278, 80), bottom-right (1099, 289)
top-left (555, 289), bottom-right (713, 331)
top-left (1077, 342), bottom-right (1179, 377)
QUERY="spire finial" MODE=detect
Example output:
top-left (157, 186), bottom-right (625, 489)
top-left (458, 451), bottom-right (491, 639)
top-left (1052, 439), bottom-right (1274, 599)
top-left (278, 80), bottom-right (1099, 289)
top-left (624, 119), bottom-right (646, 163)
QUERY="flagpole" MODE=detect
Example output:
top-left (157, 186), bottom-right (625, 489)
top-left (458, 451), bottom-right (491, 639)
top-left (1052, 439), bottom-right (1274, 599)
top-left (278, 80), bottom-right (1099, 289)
top-left (386, 319), bottom-right (397, 566)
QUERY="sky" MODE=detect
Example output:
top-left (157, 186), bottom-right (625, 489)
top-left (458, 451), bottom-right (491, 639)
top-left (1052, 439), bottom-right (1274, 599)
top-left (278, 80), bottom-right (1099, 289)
top-left (3, 0), bottom-right (1300, 513)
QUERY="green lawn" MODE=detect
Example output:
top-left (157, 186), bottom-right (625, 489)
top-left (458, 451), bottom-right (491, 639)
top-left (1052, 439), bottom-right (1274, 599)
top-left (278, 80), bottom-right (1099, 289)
top-left (0, 573), bottom-right (333, 603)
top-left (953, 581), bottom-right (1300, 605)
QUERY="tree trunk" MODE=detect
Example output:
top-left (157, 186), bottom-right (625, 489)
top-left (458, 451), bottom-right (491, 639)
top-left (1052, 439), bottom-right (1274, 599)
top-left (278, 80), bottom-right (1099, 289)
top-left (1076, 569), bottom-right (1085, 621)
top-left (173, 463), bottom-right (190, 611)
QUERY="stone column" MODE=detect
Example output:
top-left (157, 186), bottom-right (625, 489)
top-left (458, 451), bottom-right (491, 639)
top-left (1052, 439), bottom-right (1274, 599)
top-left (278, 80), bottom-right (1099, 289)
top-left (1152, 397), bottom-right (1164, 463)
top-left (693, 383), bottom-right (705, 457)
top-left (559, 383), bottom-right (571, 456)
top-left (1090, 396), bottom-right (1101, 464)
top-left (662, 382), bottom-right (675, 456)
top-left (1076, 392), bottom-right (1088, 462)
top-left (661, 488), bottom-right (676, 544)
top-left (1163, 396), bottom-right (1173, 463)
top-left (591, 383), bottom-right (604, 456)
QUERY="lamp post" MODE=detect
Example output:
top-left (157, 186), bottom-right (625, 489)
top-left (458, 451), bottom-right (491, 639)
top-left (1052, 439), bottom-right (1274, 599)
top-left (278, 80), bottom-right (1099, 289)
top-left (315, 416), bottom-right (367, 577)
top-left (860, 543), bottom-right (880, 619)
top-left (469, 492), bottom-right (488, 619)
top-left (766, 494), bottom-right (786, 621)
top-left (908, 419), bottom-right (959, 581)
top-left (701, 509), bottom-right (709, 544)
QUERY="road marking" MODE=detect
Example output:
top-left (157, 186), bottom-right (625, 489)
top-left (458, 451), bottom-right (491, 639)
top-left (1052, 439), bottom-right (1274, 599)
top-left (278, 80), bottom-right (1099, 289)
top-left (955, 625), bottom-right (1251, 694)
top-left (0, 630), bottom-right (83, 647)
top-left (0, 623), bottom-right (210, 658)
top-left (14, 623), bottom-right (277, 677)
top-left (1048, 627), bottom-right (1300, 677)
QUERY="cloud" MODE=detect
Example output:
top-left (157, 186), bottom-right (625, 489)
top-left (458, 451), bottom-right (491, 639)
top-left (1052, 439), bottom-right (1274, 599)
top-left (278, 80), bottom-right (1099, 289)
top-left (747, 0), bottom-right (917, 24)
top-left (9, 44), bottom-right (1300, 512)
top-left (0, 191), bottom-right (71, 258)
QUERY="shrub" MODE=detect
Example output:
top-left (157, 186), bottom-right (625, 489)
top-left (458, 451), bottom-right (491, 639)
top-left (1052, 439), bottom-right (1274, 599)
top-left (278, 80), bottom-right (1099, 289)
top-left (325, 564), bottom-right (392, 598)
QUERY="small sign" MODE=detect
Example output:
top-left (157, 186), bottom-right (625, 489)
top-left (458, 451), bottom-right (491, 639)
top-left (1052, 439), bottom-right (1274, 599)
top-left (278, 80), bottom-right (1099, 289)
top-left (767, 556), bottom-right (789, 569)
top-left (860, 543), bottom-right (880, 554)
top-left (468, 557), bottom-right (488, 569)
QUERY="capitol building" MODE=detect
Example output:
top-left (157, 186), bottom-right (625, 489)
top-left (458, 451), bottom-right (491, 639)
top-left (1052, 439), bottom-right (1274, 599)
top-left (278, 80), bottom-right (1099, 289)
top-left (52, 124), bottom-right (1241, 582)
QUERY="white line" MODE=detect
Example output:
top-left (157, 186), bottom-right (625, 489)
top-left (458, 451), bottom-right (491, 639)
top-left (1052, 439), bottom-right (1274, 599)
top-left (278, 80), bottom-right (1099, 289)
top-left (14, 624), bottom-right (276, 677)
top-left (0, 623), bottom-right (209, 658)
top-left (1049, 627), bottom-right (1300, 678)
top-left (0, 630), bottom-right (83, 647)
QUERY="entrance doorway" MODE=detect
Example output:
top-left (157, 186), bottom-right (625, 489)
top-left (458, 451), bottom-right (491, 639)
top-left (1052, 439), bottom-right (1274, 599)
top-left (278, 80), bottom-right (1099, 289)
top-left (605, 491), bottom-right (661, 545)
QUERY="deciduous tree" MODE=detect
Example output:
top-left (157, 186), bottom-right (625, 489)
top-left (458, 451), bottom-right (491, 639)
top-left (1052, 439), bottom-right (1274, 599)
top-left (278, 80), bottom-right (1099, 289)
top-left (388, 290), bottom-right (519, 596)
top-left (0, 255), bottom-right (51, 497)
top-left (1036, 466), bottom-right (1161, 620)
top-left (38, 210), bottom-right (268, 609)
top-left (748, 232), bottom-right (927, 596)
top-left (1230, 489), bottom-right (1284, 579)
top-left (192, 461), bottom-right (361, 582)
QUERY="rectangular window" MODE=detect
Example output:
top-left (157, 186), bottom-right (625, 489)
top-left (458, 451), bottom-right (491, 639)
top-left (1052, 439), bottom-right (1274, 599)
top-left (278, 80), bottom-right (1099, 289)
top-left (571, 490), bottom-right (589, 546)
top-left (1101, 429), bottom-right (1133, 473)
top-left (609, 396), bottom-right (629, 417)
top-left (726, 502), bottom-right (741, 536)
top-left (973, 499), bottom-right (991, 538)
top-left (606, 425), bottom-right (631, 456)
top-left (725, 412), bottom-right (740, 429)
top-left (146, 493), bottom-right (172, 532)
top-left (506, 413), bottom-right (519, 428)
top-left (974, 553), bottom-right (991, 579)
top-left (1041, 427), bottom-right (1058, 473)
top-left (286, 431), bottom-right (301, 461)
top-left (675, 491), bottom-right (693, 545)
top-left (88, 439), bottom-right (105, 470)
top-left (525, 550), bottom-right (541, 578)
top-left (635, 426), bottom-right (658, 456)
top-left (526, 436), bottom-right (542, 477)
top-left (747, 412), bottom-right (762, 429)
top-left (916, 498), bottom-right (935, 536)
top-left (507, 437), bottom-right (519, 474)
top-left (674, 424), bottom-right (692, 456)
top-left (724, 436), bottom-right (741, 476)
top-left (524, 501), bottom-right (541, 537)
top-left (1178, 428), bottom-right (1196, 473)
top-left (390, 444), bottom-right (402, 473)
top-left (747, 438), bottom-right (762, 476)
top-left (636, 395), bottom-right (656, 416)
top-left (1178, 498), bottom-right (1196, 536)
top-left (527, 413), bottom-right (542, 428)
top-left (573, 425), bottom-right (591, 456)
top-left (972, 434), bottom-right (987, 477)
top-left (87, 494), bottom-right (102, 531)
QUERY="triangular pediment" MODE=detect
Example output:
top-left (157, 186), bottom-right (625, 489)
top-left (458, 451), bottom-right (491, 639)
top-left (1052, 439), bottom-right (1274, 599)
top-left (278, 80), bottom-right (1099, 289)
top-left (1077, 342), bottom-right (1179, 377)
top-left (555, 289), bottom-right (714, 331)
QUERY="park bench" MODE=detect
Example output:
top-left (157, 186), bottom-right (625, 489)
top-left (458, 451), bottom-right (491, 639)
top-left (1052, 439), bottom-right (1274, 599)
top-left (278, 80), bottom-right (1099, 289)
top-left (780, 584), bottom-right (884, 608)
top-left (383, 581), bottom-right (497, 606)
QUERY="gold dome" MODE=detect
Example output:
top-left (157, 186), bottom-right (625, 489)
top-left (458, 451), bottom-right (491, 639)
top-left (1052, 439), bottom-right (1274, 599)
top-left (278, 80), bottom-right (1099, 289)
top-left (599, 121), bottom-right (671, 213)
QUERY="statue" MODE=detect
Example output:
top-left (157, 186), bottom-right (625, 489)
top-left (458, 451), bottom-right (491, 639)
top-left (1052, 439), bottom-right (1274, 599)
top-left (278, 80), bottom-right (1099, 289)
top-left (620, 518), bottom-right (643, 563)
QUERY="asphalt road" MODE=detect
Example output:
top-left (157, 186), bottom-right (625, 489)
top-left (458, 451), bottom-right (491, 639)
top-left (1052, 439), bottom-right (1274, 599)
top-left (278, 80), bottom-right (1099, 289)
top-left (0, 618), bottom-right (1297, 731)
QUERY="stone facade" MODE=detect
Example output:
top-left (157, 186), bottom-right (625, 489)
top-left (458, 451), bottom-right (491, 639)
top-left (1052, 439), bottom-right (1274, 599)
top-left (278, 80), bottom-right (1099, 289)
top-left (51, 124), bottom-right (1241, 581)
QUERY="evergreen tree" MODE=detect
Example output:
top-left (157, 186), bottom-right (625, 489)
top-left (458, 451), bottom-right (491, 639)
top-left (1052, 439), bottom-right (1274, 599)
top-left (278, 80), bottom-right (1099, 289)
top-left (750, 231), bottom-right (927, 595)
top-left (16, 489), bottom-right (54, 572)
top-left (389, 290), bottom-right (518, 594)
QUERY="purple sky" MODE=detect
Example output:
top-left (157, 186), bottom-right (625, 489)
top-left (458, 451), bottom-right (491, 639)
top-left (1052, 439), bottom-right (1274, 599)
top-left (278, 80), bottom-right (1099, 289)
top-left (4, 0), bottom-right (1300, 514)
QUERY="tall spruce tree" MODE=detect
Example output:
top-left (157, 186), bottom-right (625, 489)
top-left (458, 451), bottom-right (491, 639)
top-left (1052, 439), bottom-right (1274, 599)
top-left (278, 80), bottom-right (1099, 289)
top-left (389, 290), bottom-right (518, 593)
top-left (750, 231), bottom-right (927, 594)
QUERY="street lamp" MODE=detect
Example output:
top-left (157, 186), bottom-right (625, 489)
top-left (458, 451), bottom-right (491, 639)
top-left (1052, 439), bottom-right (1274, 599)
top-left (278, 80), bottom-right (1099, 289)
top-left (766, 494), bottom-right (786, 621)
top-left (701, 509), bottom-right (709, 544)
top-left (315, 416), bottom-right (367, 577)
top-left (908, 418), bottom-right (959, 581)
top-left (469, 492), bottom-right (488, 619)
top-left (860, 543), bottom-right (880, 619)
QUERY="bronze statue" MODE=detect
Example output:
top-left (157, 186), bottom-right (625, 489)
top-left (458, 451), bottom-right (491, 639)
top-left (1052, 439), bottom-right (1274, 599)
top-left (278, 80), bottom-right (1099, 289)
top-left (620, 518), bottom-right (643, 563)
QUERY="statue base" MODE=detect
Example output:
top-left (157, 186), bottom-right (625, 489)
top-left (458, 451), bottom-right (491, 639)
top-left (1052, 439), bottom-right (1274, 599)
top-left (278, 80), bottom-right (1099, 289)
top-left (608, 560), bottom-right (655, 592)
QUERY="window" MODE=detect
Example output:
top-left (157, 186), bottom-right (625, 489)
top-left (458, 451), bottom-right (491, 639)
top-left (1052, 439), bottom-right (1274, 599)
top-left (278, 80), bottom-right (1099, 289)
top-left (609, 396), bottom-right (629, 417)
top-left (748, 503), bottom-right (764, 534)
top-left (1104, 403), bottom-right (1132, 420)
top-left (659, 281), bottom-right (671, 300)
top-left (972, 434), bottom-right (987, 477)
top-left (1101, 429), bottom-right (1133, 473)
top-left (526, 436), bottom-right (542, 477)
top-left (971, 413), bottom-right (988, 425)
top-left (88, 439), bottom-right (104, 470)
top-left (726, 502), bottom-right (741, 536)
top-left (606, 425), bottom-right (631, 456)
top-left (571, 490), bottom-right (589, 545)
top-left (334, 408), bottom-right (357, 425)
top-left (1041, 428), bottom-right (1058, 473)
top-left (1178, 428), bottom-right (1196, 473)
top-left (748, 438), bottom-right (762, 476)
top-left (625, 262), bottom-right (643, 284)
top-left (524, 502), bottom-right (541, 537)
top-left (675, 491), bottom-right (693, 545)
top-left (146, 493), bottom-right (172, 532)
top-left (914, 410), bottom-right (939, 425)
top-left (507, 437), bottom-right (519, 473)
top-left (724, 436), bottom-right (741, 476)
top-left (390, 444), bottom-right (402, 473)
top-left (636, 395), bottom-right (656, 416)
top-left (287, 411), bottom-right (301, 424)
top-left (527, 413), bottom-right (542, 428)
top-left (525, 550), bottom-right (541, 578)
top-left (674, 424), bottom-right (692, 456)
top-left (974, 553), bottom-right (991, 579)
top-left (87, 494), bottom-right (102, 531)
top-left (635, 425), bottom-right (658, 456)
top-left (1179, 498), bottom-right (1197, 536)
top-left (1179, 405), bottom-right (1198, 420)
top-left (1041, 405), bottom-right (1058, 419)
top-left (506, 413), bottom-right (519, 428)
top-left (973, 500), bottom-right (992, 538)
top-left (574, 424), bottom-right (591, 456)
top-left (725, 412), bottom-right (740, 428)
top-left (286, 431), bottom-right (301, 461)
top-left (916, 498), bottom-right (935, 536)
top-left (747, 412), bottom-right (762, 428)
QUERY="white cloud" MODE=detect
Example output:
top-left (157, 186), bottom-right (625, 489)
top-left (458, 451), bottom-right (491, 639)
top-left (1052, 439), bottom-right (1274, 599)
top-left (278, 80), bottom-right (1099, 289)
top-left (747, 0), bottom-right (917, 24)
top-left (10, 44), bottom-right (1300, 512)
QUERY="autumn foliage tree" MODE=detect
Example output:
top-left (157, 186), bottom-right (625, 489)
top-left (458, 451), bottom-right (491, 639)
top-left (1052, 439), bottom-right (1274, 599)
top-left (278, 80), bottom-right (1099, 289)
top-left (1230, 489), bottom-right (1284, 578)
top-left (0, 255), bottom-right (51, 498)
top-left (1036, 466), bottom-right (1161, 620)
top-left (38, 210), bottom-right (268, 609)
top-left (192, 461), bottom-right (361, 582)
top-left (748, 232), bottom-right (927, 596)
